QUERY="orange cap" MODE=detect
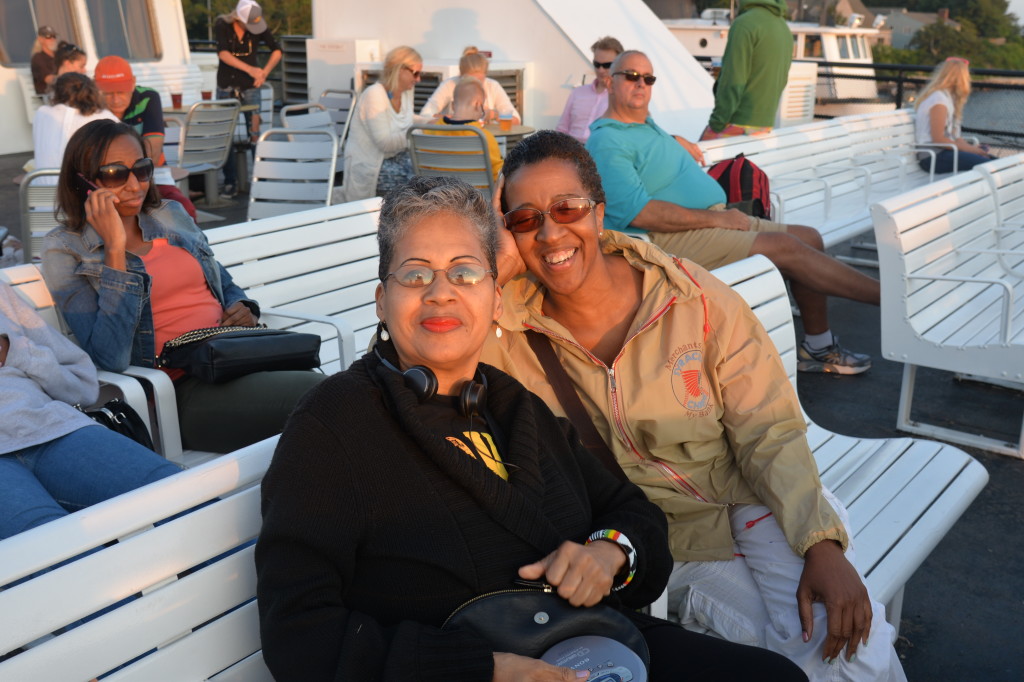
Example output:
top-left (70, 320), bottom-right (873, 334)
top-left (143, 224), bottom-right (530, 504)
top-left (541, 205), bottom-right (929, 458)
top-left (94, 55), bottom-right (135, 93)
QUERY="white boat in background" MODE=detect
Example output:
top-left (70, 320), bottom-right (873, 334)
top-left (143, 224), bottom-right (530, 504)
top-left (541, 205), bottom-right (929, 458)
top-left (664, 9), bottom-right (896, 117)
top-left (0, 0), bottom-right (208, 156)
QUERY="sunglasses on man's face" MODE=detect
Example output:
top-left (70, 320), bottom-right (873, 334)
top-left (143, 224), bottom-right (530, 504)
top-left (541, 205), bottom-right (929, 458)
top-left (593, 60), bottom-right (614, 70)
top-left (614, 70), bottom-right (657, 86)
top-left (503, 198), bottom-right (597, 234)
top-left (89, 158), bottom-right (155, 189)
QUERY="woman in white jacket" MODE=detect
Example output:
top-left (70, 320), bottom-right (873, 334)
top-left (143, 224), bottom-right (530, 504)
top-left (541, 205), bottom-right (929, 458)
top-left (339, 46), bottom-right (424, 202)
top-left (33, 73), bottom-right (118, 185)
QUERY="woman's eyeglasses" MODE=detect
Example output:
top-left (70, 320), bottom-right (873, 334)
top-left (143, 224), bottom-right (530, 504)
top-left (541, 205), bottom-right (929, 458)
top-left (88, 158), bottom-right (155, 189)
top-left (592, 60), bottom-right (614, 70)
top-left (503, 198), bottom-right (597, 234)
top-left (613, 70), bottom-right (657, 86)
top-left (402, 65), bottom-right (422, 78)
top-left (385, 262), bottom-right (495, 288)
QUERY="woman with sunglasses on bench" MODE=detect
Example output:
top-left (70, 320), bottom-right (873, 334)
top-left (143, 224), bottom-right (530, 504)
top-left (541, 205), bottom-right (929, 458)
top-left (41, 120), bottom-right (324, 453)
top-left (480, 131), bottom-right (906, 681)
top-left (338, 46), bottom-right (425, 202)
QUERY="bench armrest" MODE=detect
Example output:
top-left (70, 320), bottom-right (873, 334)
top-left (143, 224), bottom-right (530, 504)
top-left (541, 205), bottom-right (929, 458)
top-left (119, 365), bottom-right (184, 461)
top-left (771, 174), bottom-right (832, 221)
top-left (261, 306), bottom-right (356, 370)
top-left (906, 273), bottom-right (1017, 343)
top-left (916, 143), bottom-right (959, 174)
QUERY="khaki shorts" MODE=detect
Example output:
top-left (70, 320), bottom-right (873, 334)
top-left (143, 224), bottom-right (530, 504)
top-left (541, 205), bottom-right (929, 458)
top-left (648, 204), bottom-right (788, 271)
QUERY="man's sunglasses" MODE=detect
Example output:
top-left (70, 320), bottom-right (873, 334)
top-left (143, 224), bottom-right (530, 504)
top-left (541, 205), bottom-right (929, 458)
top-left (402, 65), bottom-right (422, 78)
top-left (614, 70), bottom-right (657, 86)
top-left (80, 158), bottom-right (155, 190)
top-left (385, 262), bottom-right (494, 288)
top-left (593, 60), bottom-right (614, 70)
top-left (503, 198), bottom-right (597, 234)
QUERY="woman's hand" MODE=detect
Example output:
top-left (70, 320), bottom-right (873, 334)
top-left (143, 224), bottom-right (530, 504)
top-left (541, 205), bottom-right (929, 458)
top-left (796, 540), bottom-right (872, 663)
top-left (493, 653), bottom-right (589, 681)
top-left (518, 540), bottom-right (626, 607)
top-left (220, 301), bottom-right (258, 327)
top-left (84, 187), bottom-right (128, 270)
top-left (0, 333), bottom-right (9, 367)
top-left (492, 174), bottom-right (526, 286)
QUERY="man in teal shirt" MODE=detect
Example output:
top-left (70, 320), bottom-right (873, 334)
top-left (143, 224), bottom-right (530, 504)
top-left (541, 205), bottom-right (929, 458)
top-left (587, 50), bottom-right (879, 375)
top-left (702, 0), bottom-right (793, 140)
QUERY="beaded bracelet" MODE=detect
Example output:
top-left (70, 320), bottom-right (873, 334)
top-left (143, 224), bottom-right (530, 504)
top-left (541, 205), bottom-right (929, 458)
top-left (586, 529), bottom-right (636, 591)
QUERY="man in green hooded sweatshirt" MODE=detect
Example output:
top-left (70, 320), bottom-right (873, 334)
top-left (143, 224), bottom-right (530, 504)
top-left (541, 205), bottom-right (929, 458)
top-left (700, 0), bottom-right (792, 140)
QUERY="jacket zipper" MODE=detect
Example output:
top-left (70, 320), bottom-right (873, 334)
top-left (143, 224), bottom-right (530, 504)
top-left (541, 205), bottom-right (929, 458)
top-left (526, 299), bottom-right (712, 503)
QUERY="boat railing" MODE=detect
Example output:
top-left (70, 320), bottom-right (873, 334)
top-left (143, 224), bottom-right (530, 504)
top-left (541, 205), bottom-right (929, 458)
top-left (694, 56), bottom-right (1024, 152)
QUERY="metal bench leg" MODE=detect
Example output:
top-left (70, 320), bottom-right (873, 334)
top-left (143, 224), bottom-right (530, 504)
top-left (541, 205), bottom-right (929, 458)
top-left (885, 586), bottom-right (905, 637)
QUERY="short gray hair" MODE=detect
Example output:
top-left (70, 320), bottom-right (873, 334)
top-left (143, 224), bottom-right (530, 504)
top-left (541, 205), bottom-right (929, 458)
top-left (377, 177), bottom-right (499, 282)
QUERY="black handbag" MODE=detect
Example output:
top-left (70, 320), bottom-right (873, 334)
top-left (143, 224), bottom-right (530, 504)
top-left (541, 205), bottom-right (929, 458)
top-left (156, 325), bottom-right (321, 384)
top-left (80, 398), bottom-right (155, 451)
top-left (442, 583), bottom-right (650, 670)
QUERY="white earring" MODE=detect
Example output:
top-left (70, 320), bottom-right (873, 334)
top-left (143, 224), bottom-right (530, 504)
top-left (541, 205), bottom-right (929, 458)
top-left (380, 327), bottom-right (390, 341)
top-left (495, 325), bottom-right (502, 339)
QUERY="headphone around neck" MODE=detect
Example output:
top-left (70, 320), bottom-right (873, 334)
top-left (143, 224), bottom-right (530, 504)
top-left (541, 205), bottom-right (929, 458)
top-left (374, 347), bottom-right (487, 418)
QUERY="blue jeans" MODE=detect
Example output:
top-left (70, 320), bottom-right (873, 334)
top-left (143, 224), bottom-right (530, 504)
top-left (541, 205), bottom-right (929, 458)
top-left (0, 426), bottom-right (182, 540)
top-left (217, 86), bottom-right (263, 187)
top-left (919, 149), bottom-right (995, 174)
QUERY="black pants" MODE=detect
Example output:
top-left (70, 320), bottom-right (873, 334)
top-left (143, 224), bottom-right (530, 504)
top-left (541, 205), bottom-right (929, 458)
top-left (637, 612), bottom-right (807, 681)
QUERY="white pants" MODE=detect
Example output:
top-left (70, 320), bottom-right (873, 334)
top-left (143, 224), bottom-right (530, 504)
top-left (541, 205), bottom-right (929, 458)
top-left (667, 489), bottom-right (907, 682)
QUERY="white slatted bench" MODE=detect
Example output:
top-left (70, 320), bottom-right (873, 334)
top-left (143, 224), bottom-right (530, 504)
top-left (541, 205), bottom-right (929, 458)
top-left (699, 110), bottom-right (940, 250)
top-left (207, 197), bottom-right (383, 376)
top-left (871, 157), bottom-right (1024, 458)
top-left (0, 437), bottom-right (277, 681)
top-left (0, 257), bottom-right (988, 680)
top-left (712, 254), bottom-right (989, 630)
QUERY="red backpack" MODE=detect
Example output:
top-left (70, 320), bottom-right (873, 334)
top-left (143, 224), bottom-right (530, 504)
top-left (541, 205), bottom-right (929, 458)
top-left (706, 153), bottom-right (771, 220)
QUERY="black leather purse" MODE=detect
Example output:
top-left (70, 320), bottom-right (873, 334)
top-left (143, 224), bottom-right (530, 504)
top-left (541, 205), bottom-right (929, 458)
top-left (80, 398), bottom-right (155, 451)
top-left (442, 583), bottom-right (650, 670)
top-left (156, 325), bottom-right (321, 384)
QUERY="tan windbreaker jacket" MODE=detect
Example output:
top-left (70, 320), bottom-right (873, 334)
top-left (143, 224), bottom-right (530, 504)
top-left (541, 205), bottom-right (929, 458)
top-left (481, 231), bottom-right (848, 562)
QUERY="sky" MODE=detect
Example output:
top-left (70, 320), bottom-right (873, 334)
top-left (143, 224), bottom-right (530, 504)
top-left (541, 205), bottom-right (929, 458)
top-left (1010, 0), bottom-right (1024, 23)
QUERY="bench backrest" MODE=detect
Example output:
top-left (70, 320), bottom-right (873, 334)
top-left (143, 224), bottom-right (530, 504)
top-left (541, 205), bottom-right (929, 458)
top-left (208, 198), bottom-right (383, 373)
top-left (0, 437), bottom-right (278, 680)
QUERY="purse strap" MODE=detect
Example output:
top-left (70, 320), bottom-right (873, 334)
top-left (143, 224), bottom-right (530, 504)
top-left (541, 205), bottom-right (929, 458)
top-left (524, 330), bottom-right (628, 483)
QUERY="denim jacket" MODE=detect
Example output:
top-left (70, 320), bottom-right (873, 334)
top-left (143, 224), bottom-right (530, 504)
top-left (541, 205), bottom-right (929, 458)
top-left (42, 200), bottom-right (255, 372)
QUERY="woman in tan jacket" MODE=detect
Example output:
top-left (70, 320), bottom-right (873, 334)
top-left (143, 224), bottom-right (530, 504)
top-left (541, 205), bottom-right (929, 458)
top-left (481, 130), bottom-right (906, 682)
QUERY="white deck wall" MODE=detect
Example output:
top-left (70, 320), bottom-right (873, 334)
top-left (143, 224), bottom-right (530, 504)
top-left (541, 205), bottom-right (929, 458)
top-left (312, 0), bottom-right (714, 140)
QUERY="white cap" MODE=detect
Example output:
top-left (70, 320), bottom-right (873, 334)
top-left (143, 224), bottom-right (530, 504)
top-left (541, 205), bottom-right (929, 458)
top-left (235, 0), bottom-right (268, 35)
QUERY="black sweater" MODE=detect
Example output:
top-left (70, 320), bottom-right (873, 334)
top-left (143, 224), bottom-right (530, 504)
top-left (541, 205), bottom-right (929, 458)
top-left (255, 353), bottom-right (672, 681)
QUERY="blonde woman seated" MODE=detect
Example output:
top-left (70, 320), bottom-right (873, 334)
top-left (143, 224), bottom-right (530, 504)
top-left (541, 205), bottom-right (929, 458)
top-left (419, 46), bottom-right (520, 124)
top-left (914, 56), bottom-right (995, 173)
top-left (339, 46), bottom-right (425, 202)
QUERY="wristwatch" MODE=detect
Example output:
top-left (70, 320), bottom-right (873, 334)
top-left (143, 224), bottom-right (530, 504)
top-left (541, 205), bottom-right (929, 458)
top-left (586, 529), bottom-right (636, 591)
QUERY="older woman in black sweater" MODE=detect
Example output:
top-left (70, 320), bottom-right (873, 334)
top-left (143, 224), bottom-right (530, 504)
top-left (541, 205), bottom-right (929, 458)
top-left (255, 177), bottom-right (805, 681)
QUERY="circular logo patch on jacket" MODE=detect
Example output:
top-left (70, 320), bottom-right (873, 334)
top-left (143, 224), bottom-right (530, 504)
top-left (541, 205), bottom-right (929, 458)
top-left (671, 349), bottom-right (710, 412)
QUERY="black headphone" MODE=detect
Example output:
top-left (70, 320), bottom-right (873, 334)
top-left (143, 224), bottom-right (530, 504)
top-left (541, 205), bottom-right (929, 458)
top-left (374, 347), bottom-right (488, 417)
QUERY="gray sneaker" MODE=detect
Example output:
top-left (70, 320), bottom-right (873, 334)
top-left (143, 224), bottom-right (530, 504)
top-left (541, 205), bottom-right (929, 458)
top-left (797, 338), bottom-right (871, 375)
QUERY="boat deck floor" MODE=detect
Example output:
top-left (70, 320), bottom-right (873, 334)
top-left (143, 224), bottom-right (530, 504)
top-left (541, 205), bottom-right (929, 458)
top-left (2, 150), bottom-right (1021, 681)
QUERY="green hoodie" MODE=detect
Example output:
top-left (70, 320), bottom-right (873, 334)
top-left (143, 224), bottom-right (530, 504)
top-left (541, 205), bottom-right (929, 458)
top-left (708, 0), bottom-right (793, 130)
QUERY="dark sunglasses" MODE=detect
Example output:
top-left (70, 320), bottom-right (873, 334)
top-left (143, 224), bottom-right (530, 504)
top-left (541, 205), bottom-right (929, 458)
top-left (402, 65), bottom-right (422, 78)
top-left (89, 158), bottom-right (155, 189)
top-left (503, 198), bottom-right (597, 234)
top-left (385, 262), bottom-right (494, 288)
top-left (614, 70), bottom-right (657, 86)
top-left (593, 60), bottom-right (614, 69)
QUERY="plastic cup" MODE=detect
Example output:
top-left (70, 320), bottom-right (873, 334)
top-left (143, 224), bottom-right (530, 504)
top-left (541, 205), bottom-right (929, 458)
top-left (201, 90), bottom-right (212, 101)
top-left (499, 114), bottom-right (513, 132)
top-left (171, 92), bottom-right (183, 109)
